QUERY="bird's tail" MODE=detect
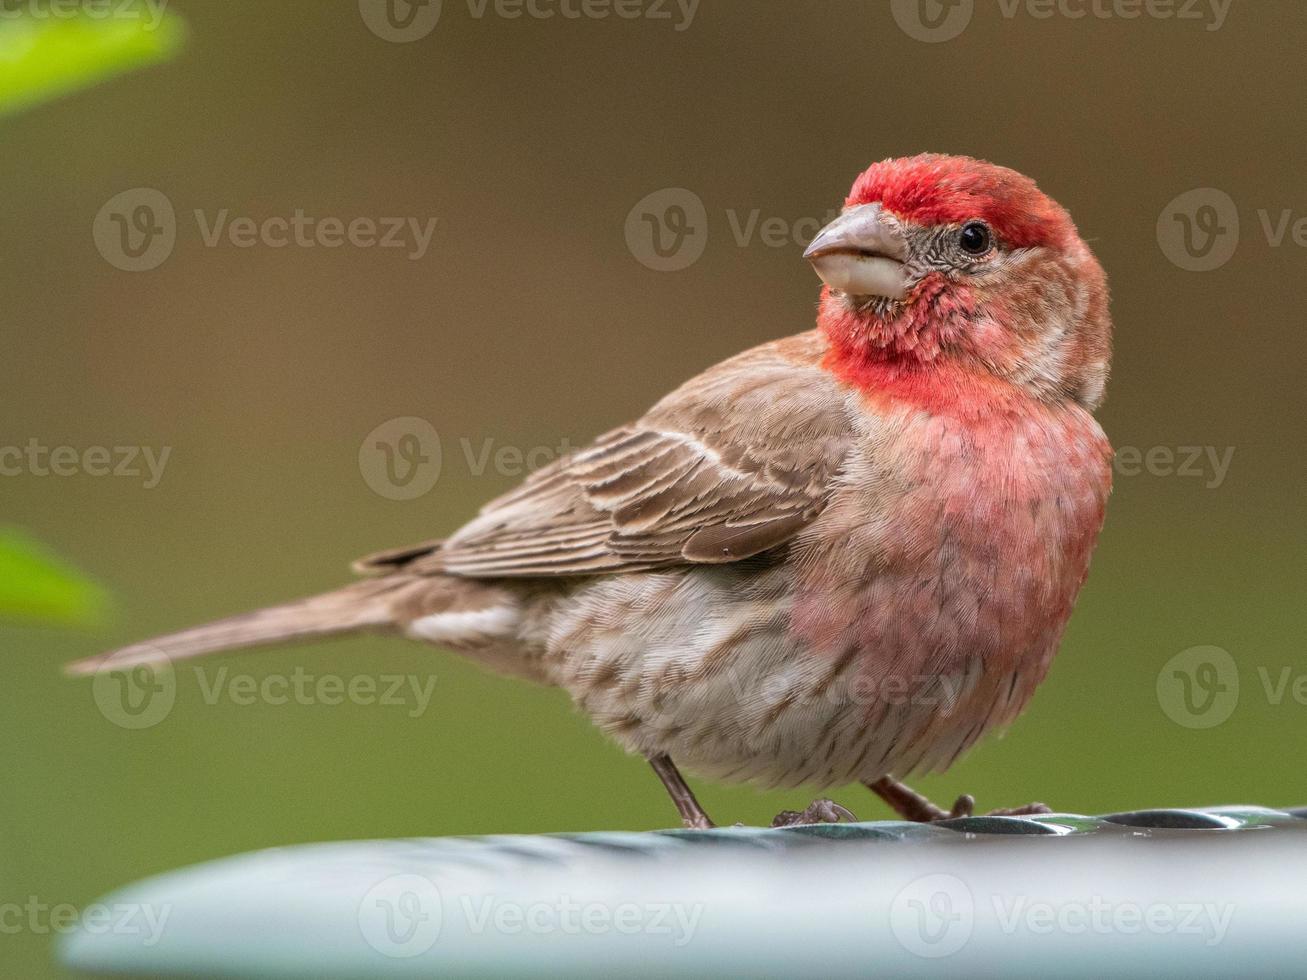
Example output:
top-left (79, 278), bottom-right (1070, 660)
top-left (64, 577), bottom-right (415, 677)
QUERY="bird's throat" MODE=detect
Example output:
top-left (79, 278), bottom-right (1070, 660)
top-left (818, 287), bottom-right (1023, 419)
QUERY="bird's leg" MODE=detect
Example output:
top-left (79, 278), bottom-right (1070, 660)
top-left (866, 776), bottom-right (1051, 821)
top-left (771, 799), bottom-right (858, 828)
top-left (648, 755), bottom-right (715, 830)
top-left (865, 776), bottom-right (976, 822)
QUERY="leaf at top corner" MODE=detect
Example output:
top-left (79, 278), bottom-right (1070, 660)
top-left (0, 6), bottom-right (187, 117)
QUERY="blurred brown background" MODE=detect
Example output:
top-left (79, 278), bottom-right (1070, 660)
top-left (3, 0), bottom-right (1306, 972)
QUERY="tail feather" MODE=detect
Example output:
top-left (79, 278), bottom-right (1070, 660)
top-left (65, 578), bottom-right (412, 677)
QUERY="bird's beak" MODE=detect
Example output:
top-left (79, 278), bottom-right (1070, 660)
top-left (804, 203), bottom-right (909, 300)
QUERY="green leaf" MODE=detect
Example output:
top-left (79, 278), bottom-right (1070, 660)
top-left (0, 6), bottom-right (186, 118)
top-left (0, 528), bottom-right (107, 626)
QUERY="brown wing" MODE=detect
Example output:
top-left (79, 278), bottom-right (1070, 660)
top-left (360, 331), bottom-right (855, 579)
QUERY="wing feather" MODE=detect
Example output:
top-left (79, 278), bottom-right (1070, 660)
top-left (365, 332), bottom-right (855, 579)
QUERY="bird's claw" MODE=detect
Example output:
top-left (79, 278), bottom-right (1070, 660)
top-left (943, 796), bottom-right (1052, 820)
top-left (983, 801), bottom-right (1052, 817)
top-left (867, 778), bottom-right (1055, 823)
top-left (946, 794), bottom-right (976, 819)
top-left (771, 799), bottom-right (858, 828)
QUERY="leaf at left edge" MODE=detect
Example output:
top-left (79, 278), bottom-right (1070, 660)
top-left (0, 9), bottom-right (187, 118)
top-left (0, 528), bottom-right (108, 626)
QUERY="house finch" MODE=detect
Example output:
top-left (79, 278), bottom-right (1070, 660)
top-left (69, 154), bottom-right (1113, 829)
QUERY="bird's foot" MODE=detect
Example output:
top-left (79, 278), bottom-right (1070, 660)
top-left (770, 799), bottom-right (858, 828)
top-left (944, 796), bottom-right (1053, 819)
top-left (866, 777), bottom-right (1052, 823)
top-left (981, 801), bottom-right (1053, 818)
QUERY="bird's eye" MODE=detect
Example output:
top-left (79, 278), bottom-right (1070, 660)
top-left (958, 221), bottom-right (992, 256)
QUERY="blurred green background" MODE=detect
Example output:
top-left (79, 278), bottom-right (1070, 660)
top-left (3, 0), bottom-right (1306, 973)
